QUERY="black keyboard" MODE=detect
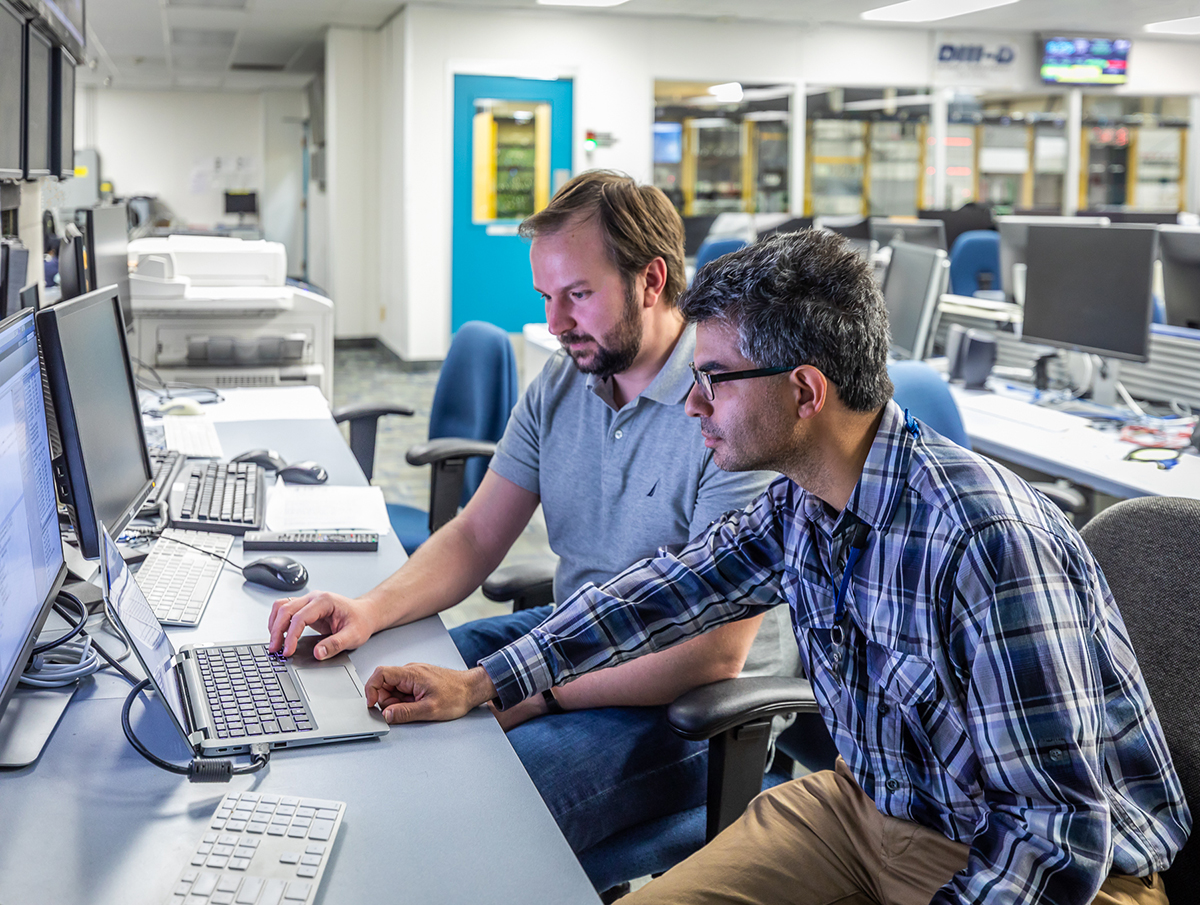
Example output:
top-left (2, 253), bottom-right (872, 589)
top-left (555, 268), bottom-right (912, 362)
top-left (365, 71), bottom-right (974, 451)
top-left (146, 450), bottom-right (186, 509)
top-left (170, 461), bottom-right (265, 534)
top-left (195, 645), bottom-right (314, 740)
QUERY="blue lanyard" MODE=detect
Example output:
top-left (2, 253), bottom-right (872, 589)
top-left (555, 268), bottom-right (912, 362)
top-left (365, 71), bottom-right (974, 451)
top-left (830, 521), bottom-right (871, 649)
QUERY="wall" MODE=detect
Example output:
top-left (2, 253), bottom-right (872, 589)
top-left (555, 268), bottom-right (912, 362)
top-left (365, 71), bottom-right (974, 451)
top-left (324, 6), bottom-right (1200, 361)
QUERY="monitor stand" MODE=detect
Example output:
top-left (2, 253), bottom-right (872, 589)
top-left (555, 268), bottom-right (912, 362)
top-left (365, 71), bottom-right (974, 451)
top-left (1091, 356), bottom-right (1121, 407)
top-left (0, 684), bottom-right (78, 768)
top-left (62, 541), bottom-right (98, 583)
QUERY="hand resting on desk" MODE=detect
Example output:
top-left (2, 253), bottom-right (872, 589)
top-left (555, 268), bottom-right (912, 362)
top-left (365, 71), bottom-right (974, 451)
top-left (364, 664), bottom-right (498, 724)
top-left (268, 590), bottom-right (381, 659)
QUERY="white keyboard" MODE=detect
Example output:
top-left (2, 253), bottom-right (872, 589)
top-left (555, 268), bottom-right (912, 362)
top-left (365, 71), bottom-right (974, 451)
top-left (167, 791), bottom-right (345, 905)
top-left (137, 529), bottom-right (233, 626)
top-left (959, 393), bottom-right (1083, 433)
top-left (164, 415), bottom-right (226, 458)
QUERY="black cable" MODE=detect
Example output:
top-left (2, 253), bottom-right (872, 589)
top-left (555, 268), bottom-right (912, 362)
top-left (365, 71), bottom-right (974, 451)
top-left (32, 590), bottom-right (89, 655)
top-left (90, 633), bottom-right (139, 684)
top-left (121, 679), bottom-right (271, 782)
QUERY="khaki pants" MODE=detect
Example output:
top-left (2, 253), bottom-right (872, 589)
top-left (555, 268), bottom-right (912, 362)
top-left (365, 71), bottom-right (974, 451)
top-left (627, 758), bottom-right (1168, 905)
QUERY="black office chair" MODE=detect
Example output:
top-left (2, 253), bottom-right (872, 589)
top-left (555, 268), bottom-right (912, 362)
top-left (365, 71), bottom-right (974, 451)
top-left (333, 321), bottom-right (519, 554)
top-left (1079, 497), bottom-right (1200, 896)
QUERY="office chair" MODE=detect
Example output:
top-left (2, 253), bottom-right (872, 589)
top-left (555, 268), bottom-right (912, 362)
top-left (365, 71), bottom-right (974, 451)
top-left (694, 238), bottom-right (747, 274)
top-left (333, 321), bottom-right (519, 555)
top-left (948, 230), bottom-right (1002, 297)
top-left (886, 360), bottom-right (1087, 518)
top-left (1079, 497), bottom-right (1200, 896)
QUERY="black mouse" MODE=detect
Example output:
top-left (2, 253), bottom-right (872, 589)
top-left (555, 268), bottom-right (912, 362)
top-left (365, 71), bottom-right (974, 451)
top-left (278, 461), bottom-right (329, 484)
top-left (231, 448), bottom-right (287, 471)
top-left (242, 556), bottom-right (309, 592)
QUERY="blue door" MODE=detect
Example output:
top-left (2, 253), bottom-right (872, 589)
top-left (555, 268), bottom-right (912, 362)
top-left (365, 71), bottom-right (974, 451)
top-left (452, 74), bottom-right (573, 333)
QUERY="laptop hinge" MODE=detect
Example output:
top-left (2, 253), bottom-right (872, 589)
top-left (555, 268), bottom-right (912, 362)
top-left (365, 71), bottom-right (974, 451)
top-left (173, 654), bottom-right (211, 742)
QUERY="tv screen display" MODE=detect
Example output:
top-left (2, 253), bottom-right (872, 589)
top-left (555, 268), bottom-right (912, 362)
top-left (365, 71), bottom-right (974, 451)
top-left (653, 122), bottom-right (683, 166)
top-left (24, 25), bottom-right (53, 178)
top-left (53, 46), bottom-right (74, 178)
top-left (1041, 37), bottom-right (1130, 85)
top-left (0, 1), bottom-right (23, 178)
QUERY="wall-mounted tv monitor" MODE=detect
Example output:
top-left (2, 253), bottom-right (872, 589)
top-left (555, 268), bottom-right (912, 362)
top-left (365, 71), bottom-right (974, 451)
top-left (23, 23), bottom-right (54, 178)
top-left (653, 122), bottom-right (683, 165)
top-left (0, 1), bottom-right (24, 179)
top-left (1041, 37), bottom-right (1130, 85)
top-left (52, 45), bottom-right (74, 178)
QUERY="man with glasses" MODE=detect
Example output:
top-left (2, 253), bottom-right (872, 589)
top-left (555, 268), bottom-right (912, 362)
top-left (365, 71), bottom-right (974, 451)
top-left (360, 228), bottom-right (1188, 905)
top-left (268, 170), bottom-right (796, 874)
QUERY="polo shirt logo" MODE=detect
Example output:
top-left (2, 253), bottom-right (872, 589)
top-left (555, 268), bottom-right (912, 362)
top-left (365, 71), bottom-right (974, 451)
top-left (647, 479), bottom-right (659, 497)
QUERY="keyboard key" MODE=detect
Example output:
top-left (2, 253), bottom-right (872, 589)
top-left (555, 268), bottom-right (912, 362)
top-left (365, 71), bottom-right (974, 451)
top-left (235, 876), bottom-right (263, 904)
top-left (192, 873), bottom-right (219, 896)
top-left (300, 854), bottom-right (321, 866)
top-left (308, 820), bottom-right (334, 841)
top-left (228, 857), bottom-right (250, 871)
top-left (247, 822), bottom-right (268, 834)
top-left (296, 865), bottom-right (318, 878)
top-left (206, 855), bottom-right (228, 869)
top-left (284, 881), bottom-right (311, 901)
top-left (304, 844), bottom-right (326, 856)
top-left (279, 852), bottom-right (300, 864)
top-left (258, 879), bottom-right (287, 905)
top-left (211, 893), bottom-right (235, 905)
top-left (216, 876), bottom-right (239, 893)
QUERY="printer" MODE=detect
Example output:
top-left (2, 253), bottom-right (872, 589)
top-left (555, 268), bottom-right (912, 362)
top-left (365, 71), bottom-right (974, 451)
top-left (128, 235), bottom-right (334, 400)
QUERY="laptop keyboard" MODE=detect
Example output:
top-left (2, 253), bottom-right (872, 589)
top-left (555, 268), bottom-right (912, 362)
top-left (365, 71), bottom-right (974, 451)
top-left (195, 645), bottom-right (314, 740)
top-left (168, 790), bottom-right (344, 905)
top-left (137, 529), bottom-right (233, 626)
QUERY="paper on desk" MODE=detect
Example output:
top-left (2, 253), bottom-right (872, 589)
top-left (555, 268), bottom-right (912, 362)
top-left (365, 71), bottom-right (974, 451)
top-left (206, 386), bottom-right (331, 423)
top-left (264, 484), bottom-right (392, 535)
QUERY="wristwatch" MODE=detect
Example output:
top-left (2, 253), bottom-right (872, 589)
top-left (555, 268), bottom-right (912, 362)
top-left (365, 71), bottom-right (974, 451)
top-left (542, 688), bottom-right (565, 715)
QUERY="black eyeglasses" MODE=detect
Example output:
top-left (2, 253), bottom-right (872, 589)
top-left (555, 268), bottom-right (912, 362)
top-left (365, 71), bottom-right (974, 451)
top-left (689, 362), bottom-right (797, 401)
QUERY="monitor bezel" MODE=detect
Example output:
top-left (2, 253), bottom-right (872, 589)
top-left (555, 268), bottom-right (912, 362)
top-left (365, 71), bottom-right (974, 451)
top-left (0, 0), bottom-right (25, 180)
top-left (0, 308), bottom-right (68, 726)
top-left (35, 285), bottom-right (154, 560)
top-left (51, 44), bottom-right (74, 179)
top-left (83, 204), bottom-right (132, 329)
top-left (882, 241), bottom-right (947, 362)
top-left (22, 21), bottom-right (54, 179)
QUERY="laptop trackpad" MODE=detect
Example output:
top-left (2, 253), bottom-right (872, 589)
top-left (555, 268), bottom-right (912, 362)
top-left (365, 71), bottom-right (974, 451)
top-left (295, 665), bottom-right (361, 705)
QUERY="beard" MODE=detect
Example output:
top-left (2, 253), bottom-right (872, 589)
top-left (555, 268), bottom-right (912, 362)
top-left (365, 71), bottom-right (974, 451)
top-left (558, 280), bottom-right (643, 380)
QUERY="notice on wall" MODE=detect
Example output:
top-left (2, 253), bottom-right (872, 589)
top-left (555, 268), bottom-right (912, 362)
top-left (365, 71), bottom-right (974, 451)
top-left (189, 155), bottom-right (260, 194)
top-left (934, 31), bottom-right (1031, 90)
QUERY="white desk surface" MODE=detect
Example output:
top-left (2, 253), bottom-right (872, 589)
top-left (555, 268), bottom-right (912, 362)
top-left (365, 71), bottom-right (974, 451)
top-left (0, 388), bottom-right (599, 905)
top-left (951, 385), bottom-right (1200, 501)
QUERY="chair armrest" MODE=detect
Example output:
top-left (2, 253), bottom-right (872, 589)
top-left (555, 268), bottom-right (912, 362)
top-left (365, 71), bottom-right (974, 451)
top-left (405, 437), bottom-right (498, 466)
top-left (668, 676), bottom-right (818, 742)
top-left (331, 403), bottom-right (414, 480)
top-left (1032, 481), bottom-right (1088, 516)
top-left (482, 559), bottom-right (557, 611)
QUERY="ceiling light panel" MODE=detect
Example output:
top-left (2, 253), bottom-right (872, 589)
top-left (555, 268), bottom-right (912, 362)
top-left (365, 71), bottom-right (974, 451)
top-left (171, 27), bottom-right (238, 48)
top-left (536, 0), bottom-right (631, 7)
top-left (1145, 16), bottom-right (1200, 35)
top-left (168, 0), bottom-right (247, 8)
top-left (861, 0), bottom-right (1019, 23)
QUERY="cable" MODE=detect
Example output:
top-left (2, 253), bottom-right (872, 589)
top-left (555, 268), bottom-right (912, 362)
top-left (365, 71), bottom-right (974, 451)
top-left (121, 679), bottom-right (271, 782)
top-left (22, 591), bottom-right (138, 687)
top-left (31, 590), bottom-right (88, 655)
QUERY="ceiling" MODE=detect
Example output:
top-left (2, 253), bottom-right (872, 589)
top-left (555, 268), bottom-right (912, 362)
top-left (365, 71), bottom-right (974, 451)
top-left (82, 0), bottom-right (1200, 92)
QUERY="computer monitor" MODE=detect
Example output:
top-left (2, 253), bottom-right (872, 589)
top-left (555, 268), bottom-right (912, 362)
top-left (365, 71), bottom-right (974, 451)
top-left (1078, 209), bottom-right (1178, 226)
top-left (224, 191), bottom-right (258, 215)
top-left (0, 309), bottom-right (68, 760)
top-left (870, 218), bottom-right (947, 251)
top-left (52, 46), bottom-right (75, 179)
top-left (682, 215), bottom-right (718, 258)
top-left (919, 205), bottom-right (994, 251)
top-left (882, 241), bottom-right (947, 361)
top-left (57, 233), bottom-right (88, 300)
top-left (755, 217), bottom-right (813, 242)
top-left (19, 282), bottom-right (39, 311)
top-left (1, 241), bottom-right (30, 318)
top-left (997, 215), bottom-right (1110, 305)
top-left (1021, 223), bottom-right (1157, 363)
top-left (1157, 226), bottom-right (1200, 330)
top-left (35, 285), bottom-right (154, 560)
top-left (23, 24), bottom-right (53, 179)
top-left (83, 205), bottom-right (131, 329)
top-left (818, 215), bottom-right (871, 241)
top-left (0, 1), bottom-right (23, 179)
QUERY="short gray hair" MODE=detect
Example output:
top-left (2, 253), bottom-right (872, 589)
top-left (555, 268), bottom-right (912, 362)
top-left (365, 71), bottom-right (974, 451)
top-left (679, 229), bottom-right (893, 412)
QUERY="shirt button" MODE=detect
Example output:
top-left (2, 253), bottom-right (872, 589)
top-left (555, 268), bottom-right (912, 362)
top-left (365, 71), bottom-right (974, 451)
top-left (614, 430), bottom-right (623, 439)
top-left (885, 779), bottom-right (900, 792)
top-left (877, 703), bottom-right (890, 716)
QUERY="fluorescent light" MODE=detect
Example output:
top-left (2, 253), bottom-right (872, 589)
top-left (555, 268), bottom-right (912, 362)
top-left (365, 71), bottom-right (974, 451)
top-left (1146, 16), bottom-right (1200, 34)
top-left (861, 0), bottom-right (1019, 23)
top-left (708, 82), bottom-right (744, 103)
top-left (537, 0), bottom-right (631, 6)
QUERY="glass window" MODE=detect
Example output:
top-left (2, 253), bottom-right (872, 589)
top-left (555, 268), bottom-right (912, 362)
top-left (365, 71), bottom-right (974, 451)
top-left (472, 99), bottom-right (551, 223)
top-left (1082, 96), bottom-right (1188, 212)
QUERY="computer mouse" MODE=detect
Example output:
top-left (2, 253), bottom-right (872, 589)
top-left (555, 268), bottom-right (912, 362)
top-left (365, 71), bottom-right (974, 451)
top-left (242, 556), bottom-right (309, 592)
top-left (278, 461), bottom-right (329, 485)
top-left (231, 448), bottom-right (288, 471)
top-left (159, 397), bottom-right (204, 416)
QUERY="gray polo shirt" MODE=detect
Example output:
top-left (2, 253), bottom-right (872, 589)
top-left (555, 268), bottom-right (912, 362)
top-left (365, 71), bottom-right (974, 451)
top-left (489, 324), bottom-right (799, 680)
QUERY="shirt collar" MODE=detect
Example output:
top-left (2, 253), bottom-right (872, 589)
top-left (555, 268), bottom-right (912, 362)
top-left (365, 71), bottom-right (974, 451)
top-left (586, 322), bottom-right (696, 407)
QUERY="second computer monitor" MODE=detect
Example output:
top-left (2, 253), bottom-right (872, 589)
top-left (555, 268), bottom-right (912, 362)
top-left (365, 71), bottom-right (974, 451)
top-left (35, 284), bottom-right (154, 559)
top-left (83, 204), bottom-right (132, 330)
top-left (883, 241), bottom-right (947, 361)
top-left (997, 215), bottom-right (1110, 305)
top-left (1157, 226), bottom-right (1200, 330)
top-left (1022, 224), bottom-right (1157, 363)
top-left (870, 218), bottom-right (946, 251)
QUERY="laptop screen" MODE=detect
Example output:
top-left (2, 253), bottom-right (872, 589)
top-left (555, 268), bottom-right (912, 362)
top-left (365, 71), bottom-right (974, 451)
top-left (99, 525), bottom-right (192, 739)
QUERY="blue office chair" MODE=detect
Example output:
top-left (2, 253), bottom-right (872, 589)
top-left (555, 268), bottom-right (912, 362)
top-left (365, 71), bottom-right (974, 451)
top-left (948, 229), bottom-right (1001, 297)
top-left (887, 360), bottom-right (971, 448)
top-left (694, 237), bottom-right (747, 274)
top-left (333, 321), bottom-right (519, 554)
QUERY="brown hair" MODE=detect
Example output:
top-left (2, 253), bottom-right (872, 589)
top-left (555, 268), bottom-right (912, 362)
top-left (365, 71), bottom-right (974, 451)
top-left (519, 170), bottom-right (686, 307)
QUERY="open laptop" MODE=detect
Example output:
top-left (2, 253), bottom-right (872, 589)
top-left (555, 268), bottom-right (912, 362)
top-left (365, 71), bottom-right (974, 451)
top-left (99, 523), bottom-right (388, 756)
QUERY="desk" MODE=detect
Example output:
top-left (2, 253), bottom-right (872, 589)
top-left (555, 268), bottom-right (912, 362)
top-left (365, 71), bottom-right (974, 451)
top-left (0, 390), bottom-right (598, 904)
top-left (952, 386), bottom-right (1200, 502)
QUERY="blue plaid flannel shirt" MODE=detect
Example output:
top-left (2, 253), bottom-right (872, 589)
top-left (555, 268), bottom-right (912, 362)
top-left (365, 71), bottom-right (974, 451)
top-left (480, 401), bottom-right (1189, 904)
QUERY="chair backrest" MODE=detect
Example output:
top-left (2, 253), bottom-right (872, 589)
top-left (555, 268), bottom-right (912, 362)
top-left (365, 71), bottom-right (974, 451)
top-left (887, 360), bottom-right (971, 450)
top-left (1079, 497), bottom-right (1200, 895)
top-left (429, 320), bottom-right (519, 505)
top-left (695, 238), bottom-right (747, 273)
top-left (949, 229), bottom-right (1002, 296)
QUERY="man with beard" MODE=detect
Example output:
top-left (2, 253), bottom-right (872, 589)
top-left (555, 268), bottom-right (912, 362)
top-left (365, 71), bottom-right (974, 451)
top-left (269, 170), bottom-right (794, 871)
